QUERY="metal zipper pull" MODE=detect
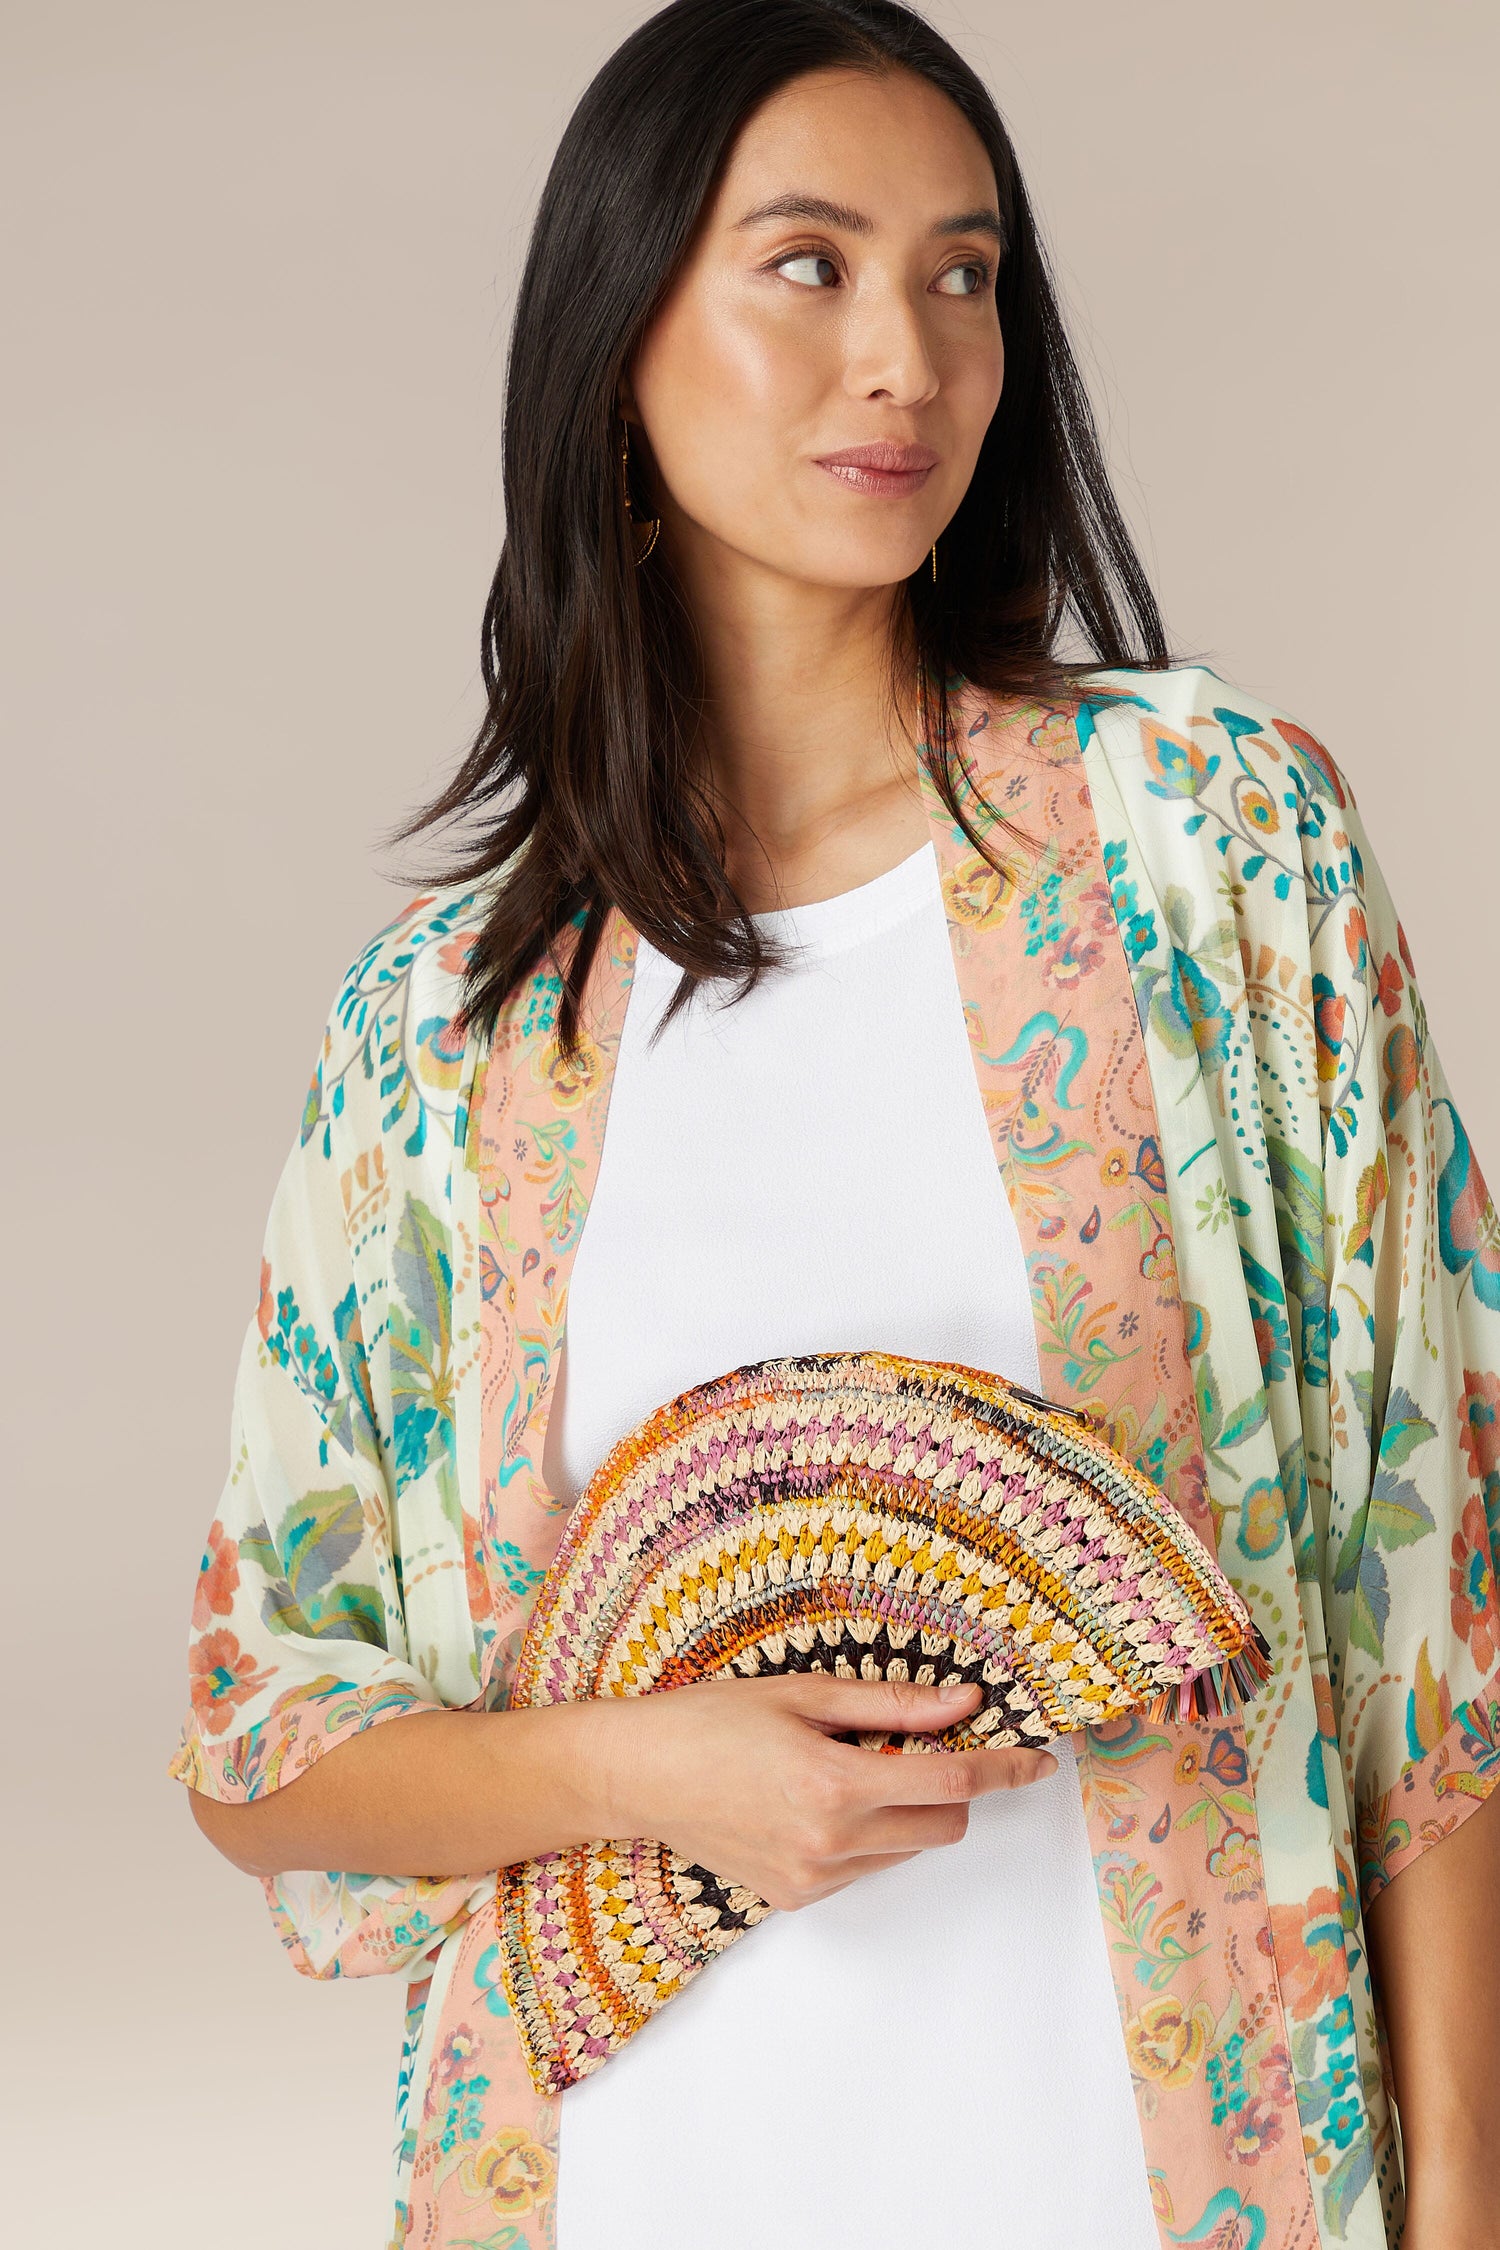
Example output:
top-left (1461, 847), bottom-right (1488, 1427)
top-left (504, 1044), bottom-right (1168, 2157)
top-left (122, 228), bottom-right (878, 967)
top-left (1002, 1377), bottom-right (1091, 1425)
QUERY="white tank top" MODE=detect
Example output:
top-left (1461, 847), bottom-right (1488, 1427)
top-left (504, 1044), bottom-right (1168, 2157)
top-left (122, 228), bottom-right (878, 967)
top-left (543, 838), bottom-right (1159, 2250)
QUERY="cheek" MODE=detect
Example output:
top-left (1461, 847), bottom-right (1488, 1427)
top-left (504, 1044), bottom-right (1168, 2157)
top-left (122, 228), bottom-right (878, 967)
top-left (951, 327), bottom-right (1005, 443)
top-left (633, 286), bottom-right (822, 517)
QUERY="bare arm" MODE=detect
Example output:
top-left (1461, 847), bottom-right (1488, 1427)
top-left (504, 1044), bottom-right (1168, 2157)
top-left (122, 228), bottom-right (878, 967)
top-left (1363, 1784), bottom-right (1500, 2250)
top-left (188, 1673), bottom-right (1058, 1908)
top-left (189, 1700), bottom-right (620, 1880)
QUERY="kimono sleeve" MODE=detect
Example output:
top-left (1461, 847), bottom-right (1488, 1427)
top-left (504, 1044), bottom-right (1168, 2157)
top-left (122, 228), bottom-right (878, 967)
top-left (168, 947), bottom-right (492, 1977)
top-left (1311, 766), bottom-right (1500, 1914)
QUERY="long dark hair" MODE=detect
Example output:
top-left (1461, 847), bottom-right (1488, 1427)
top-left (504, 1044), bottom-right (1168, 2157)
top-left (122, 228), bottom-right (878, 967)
top-left (384, 0), bottom-right (1170, 1064)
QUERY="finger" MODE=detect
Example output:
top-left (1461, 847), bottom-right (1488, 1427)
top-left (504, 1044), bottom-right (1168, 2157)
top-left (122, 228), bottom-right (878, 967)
top-left (851, 1788), bottom-right (1052, 1858)
top-left (779, 1671), bottom-right (986, 1734)
top-left (833, 1738), bottom-right (1059, 1810)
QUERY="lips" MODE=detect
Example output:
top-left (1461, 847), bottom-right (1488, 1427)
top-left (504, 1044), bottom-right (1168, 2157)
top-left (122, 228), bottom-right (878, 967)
top-left (813, 440), bottom-right (940, 497)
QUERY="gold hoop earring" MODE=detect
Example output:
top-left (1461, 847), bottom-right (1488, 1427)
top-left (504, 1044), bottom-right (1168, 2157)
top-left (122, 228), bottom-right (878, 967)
top-left (620, 421), bottom-right (661, 565)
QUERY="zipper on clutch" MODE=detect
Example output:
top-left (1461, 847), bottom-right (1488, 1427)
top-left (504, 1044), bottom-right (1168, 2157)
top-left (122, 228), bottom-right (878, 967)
top-left (1002, 1377), bottom-right (1090, 1425)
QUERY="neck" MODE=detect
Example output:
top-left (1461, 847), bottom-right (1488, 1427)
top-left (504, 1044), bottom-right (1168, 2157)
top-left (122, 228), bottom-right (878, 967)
top-left (674, 533), bottom-right (933, 914)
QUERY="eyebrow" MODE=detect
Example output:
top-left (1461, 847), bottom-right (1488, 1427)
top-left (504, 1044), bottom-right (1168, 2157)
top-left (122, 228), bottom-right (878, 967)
top-left (733, 192), bottom-right (1005, 248)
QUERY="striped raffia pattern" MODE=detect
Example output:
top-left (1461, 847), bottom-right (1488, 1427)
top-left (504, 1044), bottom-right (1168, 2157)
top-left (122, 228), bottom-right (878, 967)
top-left (496, 1349), bottom-right (1274, 2095)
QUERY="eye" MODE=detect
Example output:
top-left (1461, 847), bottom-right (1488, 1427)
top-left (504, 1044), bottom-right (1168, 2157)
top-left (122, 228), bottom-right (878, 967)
top-left (776, 252), bottom-right (840, 289)
top-left (934, 262), bottom-right (990, 297)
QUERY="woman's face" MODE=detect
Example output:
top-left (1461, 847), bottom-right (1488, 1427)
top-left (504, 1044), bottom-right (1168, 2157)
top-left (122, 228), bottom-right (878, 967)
top-left (626, 66), bottom-right (1005, 594)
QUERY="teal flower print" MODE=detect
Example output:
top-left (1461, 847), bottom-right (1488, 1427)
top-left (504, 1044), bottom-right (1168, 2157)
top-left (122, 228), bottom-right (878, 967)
top-left (475, 1942), bottom-right (512, 2019)
top-left (1101, 840), bottom-right (1159, 966)
top-left (1325, 2094), bottom-right (1362, 2150)
top-left (492, 1540), bottom-right (545, 1601)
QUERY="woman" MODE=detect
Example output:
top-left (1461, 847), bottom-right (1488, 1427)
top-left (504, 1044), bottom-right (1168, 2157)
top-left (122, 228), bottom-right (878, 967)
top-left (170, 3), bottom-right (1500, 2246)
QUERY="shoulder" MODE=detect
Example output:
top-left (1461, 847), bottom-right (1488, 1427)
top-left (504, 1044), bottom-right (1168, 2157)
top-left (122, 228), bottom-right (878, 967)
top-left (1071, 664), bottom-right (1415, 1031)
top-left (329, 876), bottom-right (493, 1046)
top-left (1071, 661), bottom-right (1380, 928)
top-left (1074, 661), bottom-right (1358, 818)
top-left (300, 874), bottom-right (497, 1166)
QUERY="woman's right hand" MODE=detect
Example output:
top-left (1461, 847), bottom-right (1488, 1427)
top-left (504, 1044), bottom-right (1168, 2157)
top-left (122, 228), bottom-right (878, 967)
top-left (576, 1673), bottom-right (1059, 1911)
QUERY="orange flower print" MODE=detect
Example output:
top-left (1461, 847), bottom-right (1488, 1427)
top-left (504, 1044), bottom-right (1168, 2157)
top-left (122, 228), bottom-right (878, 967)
top-left (544, 1033), bottom-right (600, 1108)
top-left (395, 891), bottom-right (438, 926)
top-left (1257, 2042), bottom-right (1294, 2105)
top-left (1381, 1022), bottom-right (1419, 1124)
top-left (416, 1010), bottom-right (469, 1093)
top-left (1266, 1886), bottom-right (1347, 2022)
top-left (1101, 1147), bottom-right (1131, 1189)
top-left (1342, 906), bottom-right (1369, 977)
top-left (1040, 933), bottom-right (1106, 989)
top-left (434, 2024), bottom-right (480, 2088)
top-left (436, 934), bottom-right (476, 978)
top-left (1374, 951), bottom-right (1405, 1016)
top-left (1205, 1825), bottom-right (1263, 1902)
top-left (1312, 978), bottom-right (1346, 1085)
top-left (192, 1519), bottom-right (240, 1630)
top-left (1123, 1995), bottom-right (1217, 2089)
top-left (1174, 1451), bottom-right (1211, 1539)
top-left (1272, 718), bottom-right (1345, 806)
top-left (459, 2127), bottom-right (556, 2215)
top-left (1237, 781), bottom-right (1279, 836)
top-left (946, 855), bottom-right (1009, 930)
top-left (1224, 2095), bottom-right (1285, 2162)
top-left (461, 1507), bottom-right (489, 1624)
top-left (1396, 917), bottom-right (1416, 978)
top-left (1458, 1369), bottom-right (1500, 1518)
top-left (1449, 1493), bottom-right (1499, 1673)
top-left (1030, 710), bottom-right (1076, 758)
top-left (1080, 874), bottom-right (1118, 935)
top-left (188, 1628), bottom-right (276, 1737)
top-left (1039, 878), bottom-right (1115, 989)
top-left (1141, 1230), bottom-right (1181, 1295)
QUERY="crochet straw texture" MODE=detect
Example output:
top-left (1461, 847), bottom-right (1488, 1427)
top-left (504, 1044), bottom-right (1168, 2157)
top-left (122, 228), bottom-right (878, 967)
top-left (496, 1350), bottom-right (1272, 2095)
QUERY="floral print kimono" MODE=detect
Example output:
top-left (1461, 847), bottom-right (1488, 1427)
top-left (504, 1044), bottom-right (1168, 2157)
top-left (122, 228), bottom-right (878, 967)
top-left (170, 663), bottom-right (1500, 2250)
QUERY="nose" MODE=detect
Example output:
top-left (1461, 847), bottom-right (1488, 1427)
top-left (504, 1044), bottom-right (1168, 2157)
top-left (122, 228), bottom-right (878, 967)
top-left (841, 275), bottom-right (940, 411)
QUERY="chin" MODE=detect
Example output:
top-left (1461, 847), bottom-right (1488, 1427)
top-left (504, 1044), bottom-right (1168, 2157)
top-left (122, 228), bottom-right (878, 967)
top-left (791, 539), bottom-right (934, 590)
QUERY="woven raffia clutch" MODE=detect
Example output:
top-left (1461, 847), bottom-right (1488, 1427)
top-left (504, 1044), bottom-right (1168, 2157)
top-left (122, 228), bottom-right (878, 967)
top-left (496, 1349), bottom-right (1272, 2095)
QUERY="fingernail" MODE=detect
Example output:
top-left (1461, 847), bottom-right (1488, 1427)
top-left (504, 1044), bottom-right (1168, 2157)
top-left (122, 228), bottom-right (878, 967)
top-left (938, 1679), bottom-right (979, 1699)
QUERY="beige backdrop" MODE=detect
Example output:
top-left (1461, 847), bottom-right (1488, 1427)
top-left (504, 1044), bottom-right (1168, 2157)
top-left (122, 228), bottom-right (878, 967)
top-left (4, 3), bottom-right (1495, 2242)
